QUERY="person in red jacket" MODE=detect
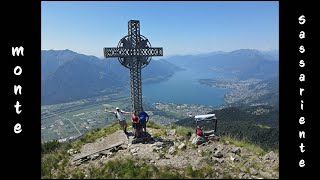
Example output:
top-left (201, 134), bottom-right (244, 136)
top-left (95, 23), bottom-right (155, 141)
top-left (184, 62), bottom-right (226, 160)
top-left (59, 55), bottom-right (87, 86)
top-left (196, 126), bottom-right (204, 137)
top-left (131, 111), bottom-right (140, 139)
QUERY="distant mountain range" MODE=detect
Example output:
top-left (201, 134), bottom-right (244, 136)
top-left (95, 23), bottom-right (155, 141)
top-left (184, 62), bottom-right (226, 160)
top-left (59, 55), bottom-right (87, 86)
top-left (167, 49), bottom-right (278, 79)
top-left (41, 49), bottom-right (183, 105)
top-left (41, 49), bottom-right (278, 106)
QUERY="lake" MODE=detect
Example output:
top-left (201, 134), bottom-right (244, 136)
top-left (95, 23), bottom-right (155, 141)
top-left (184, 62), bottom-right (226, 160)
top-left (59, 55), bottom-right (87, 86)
top-left (142, 67), bottom-right (232, 106)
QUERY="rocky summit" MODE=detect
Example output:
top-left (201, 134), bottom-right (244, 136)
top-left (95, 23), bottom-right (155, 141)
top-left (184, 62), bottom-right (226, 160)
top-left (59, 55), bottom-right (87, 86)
top-left (42, 122), bottom-right (278, 179)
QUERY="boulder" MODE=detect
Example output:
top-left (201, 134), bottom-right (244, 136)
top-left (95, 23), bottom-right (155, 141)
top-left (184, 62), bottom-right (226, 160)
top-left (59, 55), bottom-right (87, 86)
top-left (189, 133), bottom-right (197, 142)
top-left (196, 136), bottom-right (209, 145)
top-left (178, 143), bottom-right (186, 150)
top-left (249, 168), bottom-right (258, 175)
top-left (192, 137), bottom-right (198, 144)
top-left (259, 171), bottom-right (272, 179)
top-left (238, 173), bottom-right (245, 179)
top-left (90, 154), bottom-right (99, 160)
top-left (67, 149), bottom-right (74, 155)
top-left (214, 151), bottom-right (223, 158)
top-left (240, 167), bottom-right (247, 172)
top-left (177, 136), bottom-right (184, 141)
top-left (100, 150), bottom-right (110, 155)
top-left (211, 157), bottom-right (224, 163)
top-left (57, 160), bottom-right (63, 166)
top-left (168, 146), bottom-right (176, 154)
top-left (263, 151), bottom-right (278, 161)
top-left (107, 152), bottom-right (114, 158)
top-left (244, 161), bottom-right (252, 168)
top-left (230, 156), bottom-right (235, 161)
top-left (130, 147), bottom-right (139, 154)
top-left (100, 155), bottom-right (107, 161)
top-left (241, 151), bottom-right (253, 159)
top-left (231, 147), bottom-right (241, 155)
top-left (154, 146), bottom-right (163, 152)
top-left (166, 129), bottom-right (176, 136)
top-left (150, 142), bottom-right (163, 148)
top-left (73, 160), bottom-right (82, 166)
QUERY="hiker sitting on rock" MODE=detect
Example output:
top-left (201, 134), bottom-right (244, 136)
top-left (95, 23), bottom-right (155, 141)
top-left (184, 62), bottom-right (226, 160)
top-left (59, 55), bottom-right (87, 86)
top-left (196, 126), bottom-right (204, 137)
top-left (131, 111), bottom-right (140, 139)
top-left (195, 126), bottom-right (209, 145)
top-left (105, 107), bottom-right (129, 134)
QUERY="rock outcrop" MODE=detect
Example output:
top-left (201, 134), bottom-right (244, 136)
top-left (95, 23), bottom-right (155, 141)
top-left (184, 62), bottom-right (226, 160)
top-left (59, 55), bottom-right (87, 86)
top-left (65, 129), bottom-right (279, 179)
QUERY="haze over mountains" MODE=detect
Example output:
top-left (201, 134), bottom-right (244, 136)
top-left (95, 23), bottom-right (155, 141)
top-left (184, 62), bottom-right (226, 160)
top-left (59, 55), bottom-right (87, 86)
top-left (41, 49), bottom-right (183, 105)
top-left (41, 49), bottom-right (278, 105)
top-left (167, 49), bottom-right (278, 80)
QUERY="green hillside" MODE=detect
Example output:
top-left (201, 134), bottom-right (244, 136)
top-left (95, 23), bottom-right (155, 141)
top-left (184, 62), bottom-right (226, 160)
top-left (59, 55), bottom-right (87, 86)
top-left (175, 105), bottom-right (279, 150)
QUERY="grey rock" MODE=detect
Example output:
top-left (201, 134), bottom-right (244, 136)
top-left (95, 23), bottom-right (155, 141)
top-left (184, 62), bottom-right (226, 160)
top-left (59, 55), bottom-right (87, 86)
top-left (241, 151), bottom-right (254, 159)
top-left (242, 174), bottom-right (249, 179)
top-left (259, 171), bottom-right (272, 179)
top-left (90, 154), bottom-right (99, 160)
top-left (150, 141), bottom-right (163, 147)
top-left (74, 160), bottom-right (82, 166)
top-left (154, 146), bottom-right (163, 152)
top-left (238, 173), bottom-right (245, 179)
top-left (173, 141), bottom-right (179, 146)
top-left (231, 147), bottom-right (241, 155)
top-left (212, 136), bottom-right (220, 141)
top-left (249, 168), bottom-right (258, 175)
top-left (67, 149), bottom-right (74, 155)
top-left (110, 147), bottom-right (119, 152)
top-left (231, 154), bottom-right (241, 162)
top-left (263, 151), bottom-right (278, 161)
top-left (196, 137), bottom-right (209, 145)
top-left (119, 145), bottom-right (127, 150)
top-left (177, 136), bottom-right (184, 141)
top-left (130, 147), bottom-right (139, 154)
top-left (107, 152), bottom-right (115, 158)
top-left (166, 129), bottom-right (176, 136)
top-left (57, 160), bottom-right (63, 166)
top-left (189, 133), bottom-right (197, 142)
top-left (240, 167), bottom-right (246, 172)
top-left (192, 137), bottom-right (198, 144)
top-left (211, 157), bottom-right (224, 163)
top-left (100, 155), bottom-right (106, 160)
top-left (100, 150), bottom-right (110, 155)
top-left (214, 151), bottom-right (223, 158)
top-left (164, 154), bottom-right (171, 159)
top-left (230, 156), bottom-right (235, 161)
top-left (168, 146), bottom-right (176, 154)
top-left (178, 143), bottom-right (186, 150)
top-left (244, 161), bottom-right (252, 167)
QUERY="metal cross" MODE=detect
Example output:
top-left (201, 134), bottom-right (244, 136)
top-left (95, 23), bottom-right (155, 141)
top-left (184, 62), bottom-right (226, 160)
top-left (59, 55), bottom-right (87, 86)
top-left (103, 20), bottom-right (163, 112)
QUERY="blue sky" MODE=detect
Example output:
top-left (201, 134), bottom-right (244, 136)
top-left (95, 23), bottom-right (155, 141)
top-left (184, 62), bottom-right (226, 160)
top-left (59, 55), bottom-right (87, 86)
top-left (41, 1), bottom-right (279, 58)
